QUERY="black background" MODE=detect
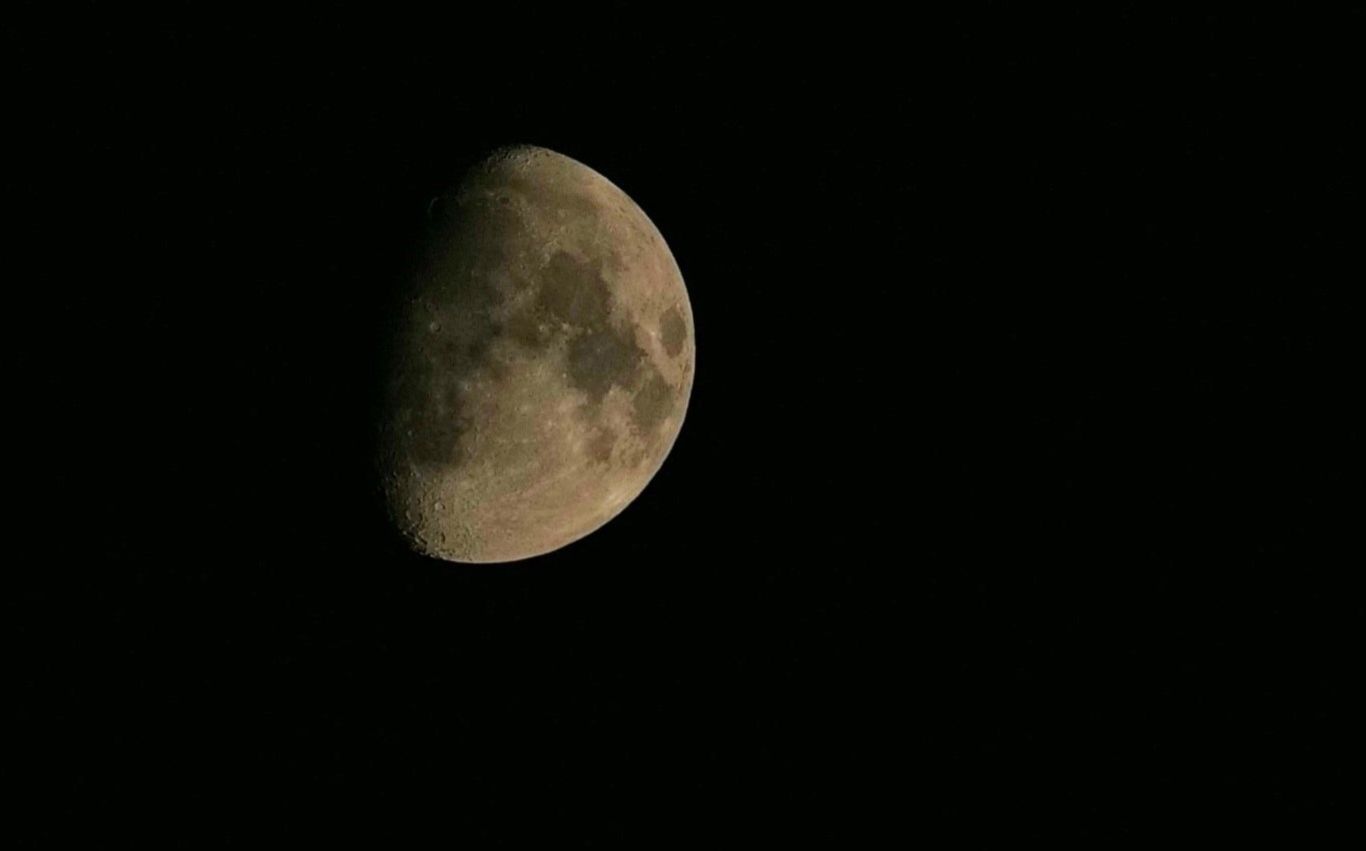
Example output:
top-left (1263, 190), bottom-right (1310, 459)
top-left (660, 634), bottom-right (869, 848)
top-left (12, 5), bottom-right (1358, 844)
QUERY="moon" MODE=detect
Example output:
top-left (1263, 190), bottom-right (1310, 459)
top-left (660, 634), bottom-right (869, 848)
top-left (378, 146), bottom-right (695, 563)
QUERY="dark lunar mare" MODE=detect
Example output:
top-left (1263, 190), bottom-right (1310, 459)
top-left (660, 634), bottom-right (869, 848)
top-left (383, 186), bottom-right (675, 481)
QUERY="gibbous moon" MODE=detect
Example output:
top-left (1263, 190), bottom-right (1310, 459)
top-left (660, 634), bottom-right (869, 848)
top-left (379, 146), bottom-right (695, 563)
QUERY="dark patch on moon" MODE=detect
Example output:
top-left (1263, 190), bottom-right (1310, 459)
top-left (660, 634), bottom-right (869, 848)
top-left (631, 371), bottom-right (674, 433)
top-left (659, 307), bottom-right (687, 357)
top-left (587, 427), bottom-right (616, 463)
top-left (531, 250), bottom-right (651, 404)
top-left (538, 251), bottom-right (612, 327)
top-left (502, 309), bottom-right (549, 348)
top-left (567, 327), bottom-right (644, 403)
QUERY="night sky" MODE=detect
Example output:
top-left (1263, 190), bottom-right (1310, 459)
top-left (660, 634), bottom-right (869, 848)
top-left (13, 6), bottom-right (1357, 844)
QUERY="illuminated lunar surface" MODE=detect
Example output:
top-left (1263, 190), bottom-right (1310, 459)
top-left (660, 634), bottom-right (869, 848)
top-left (379, 146), bottom-right (695, 563)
